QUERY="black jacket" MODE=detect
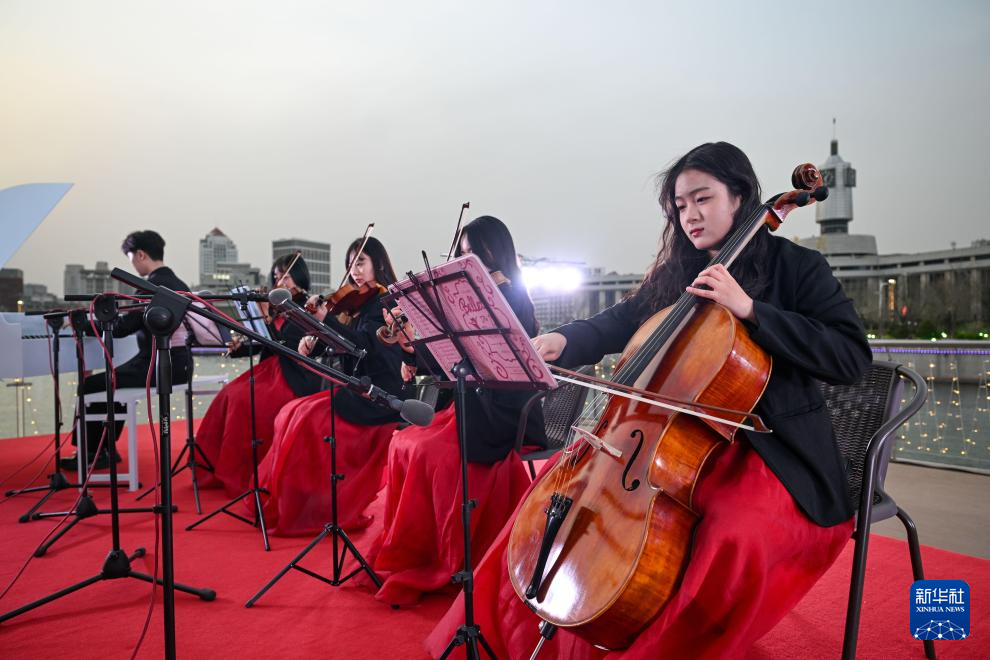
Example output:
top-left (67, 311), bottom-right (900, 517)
top-left (553, 236), bottom-right (871, 527)
top-left (320, 293), bottom-right (410, 426)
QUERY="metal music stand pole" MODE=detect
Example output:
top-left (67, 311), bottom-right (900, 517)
top-left (6, 311), bottom-right (77, 520)
top-left (185, 294), bottom-right (271, 550)
top-left (390, 257), bottom-right (549, 660)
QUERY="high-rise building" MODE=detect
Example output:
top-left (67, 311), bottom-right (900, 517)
top-left (272, 238), bottom-right (331, 292)
top-left (199, 228), bottom-right (239, 284)
top-left (63, 262), bottom-right (123, 297)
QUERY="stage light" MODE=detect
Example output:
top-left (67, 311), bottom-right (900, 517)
top-left (521, 265), bottom-right (582, 292)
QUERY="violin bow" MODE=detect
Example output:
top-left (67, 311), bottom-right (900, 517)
top-left (550, 365), bottom-right (771, 433)
top-left (445, 202), bottom-right (471, 262)
top-left (337, 222), bottom-right (375, 290)
top-left (274, 250), bottom-right (303, 289)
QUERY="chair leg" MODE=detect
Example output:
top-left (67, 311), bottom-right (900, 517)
top-left (527, 460), bottom-right (536, 480)
top-left (842, 523), bottom-right (871, 660)
top-left (897, 507), bottom-right (936, 660)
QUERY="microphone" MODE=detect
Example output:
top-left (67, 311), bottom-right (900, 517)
top-left (394, 397), bottom-right (436, 427)
top-left (268, 288), bottom-right (366, 359)
top-left (362, 378), bottom-right (435, 427)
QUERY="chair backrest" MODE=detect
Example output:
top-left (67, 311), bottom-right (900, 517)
top-left (819, 360), bottom-right (913, 507)
top-left (541, 365), bottom-right (595, 450)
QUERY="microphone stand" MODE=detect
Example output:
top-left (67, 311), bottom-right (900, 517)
top-left (28, 298), bottom-right (163, 558)
top-left (102, 268), bottom-right (420, 647)
top-left (0, 295), bottom-right (216, 646)
top-left (185, 292), bottom-right (271, 550)
top-left (246, 354), bottom-right (381, 606)
top-left (135, 337), bottom-right (219, 514)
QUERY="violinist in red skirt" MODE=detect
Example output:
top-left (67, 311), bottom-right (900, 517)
top-left (368, 216), bottom-right (548, 606)
top-left (426, 143), bottom-right (872, 659)
top-left (198, 255), bottom-right (323, 497)
top-left (258, 236), bottom-right (411, 536)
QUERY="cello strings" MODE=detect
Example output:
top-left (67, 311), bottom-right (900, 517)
top-left (549, 205), bottom-right (769, 488)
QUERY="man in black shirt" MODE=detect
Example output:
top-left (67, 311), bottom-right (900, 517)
top-left (61, 230), bottom-right (192, 469)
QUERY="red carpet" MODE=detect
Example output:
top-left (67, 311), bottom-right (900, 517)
top-left (1, 427), bottom-right (987, 659)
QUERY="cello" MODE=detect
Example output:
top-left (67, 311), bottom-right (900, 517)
top-left (506, 163), bottom-right (828, 650)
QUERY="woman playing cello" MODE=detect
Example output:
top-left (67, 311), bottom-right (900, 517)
top-left (426, 142), bottom-right (871, 659)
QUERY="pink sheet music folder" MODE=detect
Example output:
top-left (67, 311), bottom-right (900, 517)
top-left (389, 254), bottom-right (556, 389)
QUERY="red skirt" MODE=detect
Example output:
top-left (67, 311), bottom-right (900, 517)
top-left (258, 390), bottom-right (399, 536)
top-left (425, 439), bottom-right (854, 659)
top-left (368, 406), bottom-right (532, 606)
top-left (196, 357), bottom-right (297, 497)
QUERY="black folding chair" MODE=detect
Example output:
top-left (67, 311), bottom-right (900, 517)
top-left (821, 360), bottom-right (934, 660)
top-left (514, 365), bottom-right (595, 479)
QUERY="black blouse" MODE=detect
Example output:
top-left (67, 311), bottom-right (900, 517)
top-left (319, 293), bottom-right (410, 426)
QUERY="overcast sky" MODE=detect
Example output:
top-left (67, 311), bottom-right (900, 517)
top-left (2, 0), bottom-right (988, 295)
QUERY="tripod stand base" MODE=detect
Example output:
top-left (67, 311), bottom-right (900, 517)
top-left (8, 470), bottom-right (74, 523)
top-left (186, 486), bottom-right (271, 551)
top-left (0, 547), bottom-right (216, 624)
top-left (245, 522), bottom-right (381, 607)
top-left (439, 624), bottom-right (498, 660)
top-left (29, 496), bottom-right (170, 557)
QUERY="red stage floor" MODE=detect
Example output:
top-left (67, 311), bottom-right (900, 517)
top-left (1, 428), bottom-right (986, 658)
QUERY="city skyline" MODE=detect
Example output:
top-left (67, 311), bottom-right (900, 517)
top-left (2, 1), bottom-right (988, 295)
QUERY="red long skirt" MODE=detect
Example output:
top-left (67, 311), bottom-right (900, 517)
top-left (196, 357), bottom-right (296, 497)
top-left (425, 439), bottom-right (854, 659)
top-left (258, 390), bottom-right (399, 536)
top-left (368, 406), bottom-right (532, 606)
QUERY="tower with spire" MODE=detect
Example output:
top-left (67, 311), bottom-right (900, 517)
top-left (798, 125), bottom-right (877, 258)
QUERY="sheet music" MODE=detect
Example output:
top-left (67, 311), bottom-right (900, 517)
top-left (390, 255), bottom-right (556, 388)
top-left (229, 286), bottom-right (271, 341)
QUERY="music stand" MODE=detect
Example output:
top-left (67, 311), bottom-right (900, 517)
top-left (184, 290), bottom-right (275, 549)
top-left (388, 254), bottom-right (555, 660)
top-left (5, 311), bottom-right (79, 520)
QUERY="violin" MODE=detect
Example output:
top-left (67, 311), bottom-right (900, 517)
top-left (306, 281), bottom-right (389, 317)
top-left (304, 223), bottom-right (387, 320)
top-left (506, 163), bottom-right (829, 650)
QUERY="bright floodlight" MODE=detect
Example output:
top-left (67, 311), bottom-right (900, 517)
top-left (522, 265), bottom-right (582, 292)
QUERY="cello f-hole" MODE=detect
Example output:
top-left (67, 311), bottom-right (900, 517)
top-left (622, 430), bottom-right (644, 492)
